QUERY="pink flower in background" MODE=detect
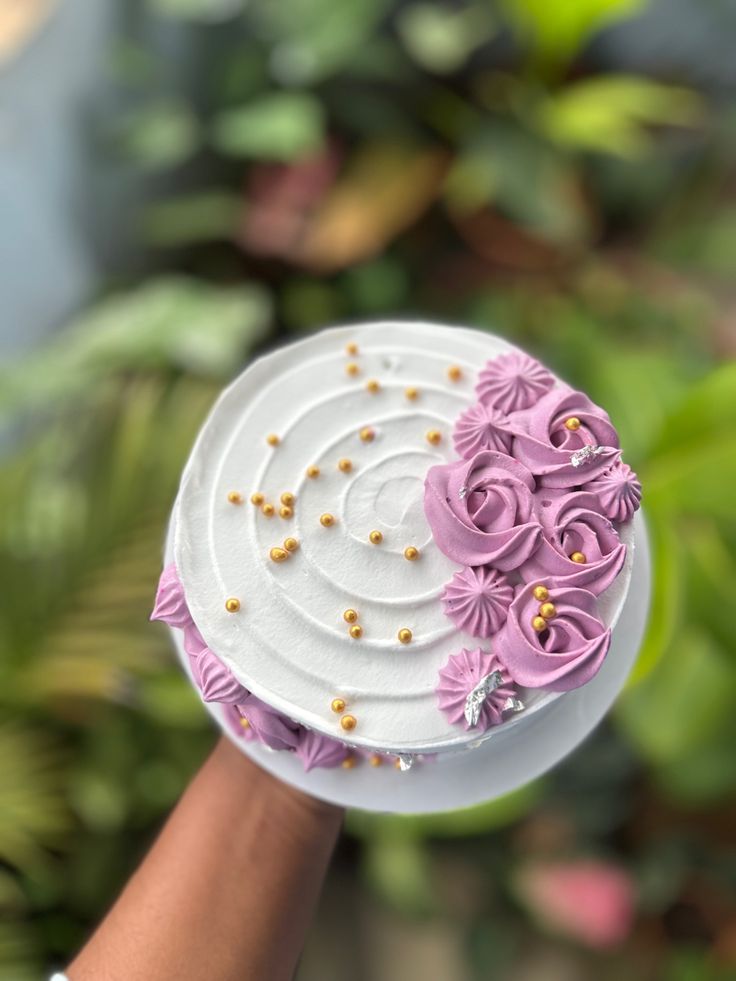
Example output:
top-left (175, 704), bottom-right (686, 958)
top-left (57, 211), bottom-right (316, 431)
top-left (514, 859), bottom-right (635, 948)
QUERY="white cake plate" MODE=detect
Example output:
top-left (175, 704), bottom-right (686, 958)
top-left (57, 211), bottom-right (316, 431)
top-left (164, 510), bottom-right (650, 815)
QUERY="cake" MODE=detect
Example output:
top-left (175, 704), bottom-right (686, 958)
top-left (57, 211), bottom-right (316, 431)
top-left (151, 322), bottom-right (641, 773)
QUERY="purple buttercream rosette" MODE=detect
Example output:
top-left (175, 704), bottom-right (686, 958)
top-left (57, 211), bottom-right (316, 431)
top-left (585, 462), bottom-right (642, 523)
top-left (441, 565), bottom-right (513, 637)
top-left (436, 648), bottom-right (520, 731)
top-left (476, 351), bottom-right (555, 413)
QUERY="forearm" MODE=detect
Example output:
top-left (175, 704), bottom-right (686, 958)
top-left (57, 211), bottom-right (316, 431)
top-left (67, 737), bottom-right (343, 981)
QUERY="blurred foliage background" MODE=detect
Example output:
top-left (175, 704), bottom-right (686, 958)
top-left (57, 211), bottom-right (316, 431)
top-left (1, 0), bottom-right (735, 978)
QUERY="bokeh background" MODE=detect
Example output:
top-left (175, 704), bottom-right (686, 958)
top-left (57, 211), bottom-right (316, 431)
top-left (1, 0), bottom-right (735, 978)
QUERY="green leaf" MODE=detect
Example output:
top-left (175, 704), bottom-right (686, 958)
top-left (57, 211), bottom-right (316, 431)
top-left (362, 834), bottom-right (435, 915)
top-left (117, 100), bottom-right (201, 169)
top-left (397, 3), bottom-right (496, 74)
top-left (538, 76), bottom-right (702, 158)
top-left (652, 207), bottom-right (736, 279)
top-left (143, 190), bottom-right (240, 247)
top-left (211, 93), bottom-right (325, 161)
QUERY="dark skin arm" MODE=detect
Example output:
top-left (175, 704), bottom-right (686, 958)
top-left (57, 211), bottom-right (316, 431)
top-left (66, 737), bottom-right (343, 981)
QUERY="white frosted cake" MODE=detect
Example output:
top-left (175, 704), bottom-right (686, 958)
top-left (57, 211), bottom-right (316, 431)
top-left (152, 322), bottom-right (641, 773)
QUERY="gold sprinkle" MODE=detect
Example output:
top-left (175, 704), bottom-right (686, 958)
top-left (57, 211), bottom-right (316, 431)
top-left (404, 546), bottom-right (419, 561)
top-left (564, 417), bottom-right (581, 431)
top-left (570, 551), bottom-right (587, 564)
top-left (342, 755), bottom-right (356, 769)
top-left (532, 615), bottom-right (547, 632)
top-left (448, 365), bottom-right (462, 382)
top-left (306, 465), bottom-right (320, 478)
top-left (331, 698), bottom-right (346, 714)
top-left (266, 433), bottom-right (280, 446)
top-left (405, 386), bottom-right (419, 400)
top-left (359, 426), bottom-right (375, 442)
top-left (320, 512), bottom-right (335, 527)
top-left (426, 429), bottom-right (442, 445)
top-left (398, 628), bottom-right (412, 644)
top-left (337, 458), bottom-right (353, 473)
top-left (349, 624), bottom-right (363, 639)
top-left (225, 597), bottom-right (241, 613)
top-left (262, 503), bottom-right (275, 517)
top-left (394, 757), bottom-right (402, 770)
top-left (366, 379), bottom-right (380, 393)
top-left (343, 609), bottom-right (358, 624)
top-left (279, 505), bottom-right (293, 519)
top-left (346, 362), bottom-right (360, 377)
top-left (227, 491), bottom-right (243, 505)
top-left (532, 585), bottom-right (549, 602)
top-left (369, 754), bottom-right (383, 767)
top-left (340, 714), bottom-right (357, 731)
top-left (239, 717), bottom-right (250, 729)
top-left (269, 547), bottom-right (289, 563)
top-left (283, 537), bottom-right (299, 552)
top-left (539, 602), bottom-right (557, 619)
top-left (369, 530), bottom-right (383, 545)
top-left (250, 492), bottom-right (264, 506)
top-left (280, 492), bottom-right (295, 507)
top-left (346, 342), bottom-right (359, 356)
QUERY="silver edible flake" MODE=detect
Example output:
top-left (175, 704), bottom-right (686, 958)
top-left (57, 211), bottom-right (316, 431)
top-left (464, 670), bottom-right (504, 727)
top-left (503, 697), bottom-right (525, 713)
top-left (458, 485), bottom-right (467, 499)
top-left (397, 754), bottom-right (414, 772)
top-left (570, 445), bottom-right (604, 468)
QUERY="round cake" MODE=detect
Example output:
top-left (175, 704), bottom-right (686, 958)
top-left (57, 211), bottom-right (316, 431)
top-left (152, 322), bottom-right (642, 774)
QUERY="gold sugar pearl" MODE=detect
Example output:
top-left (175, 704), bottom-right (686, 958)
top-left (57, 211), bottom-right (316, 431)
top-left (532, 584), bottom-right (549, 602)
top-left (227, 491), bottom-right (243, 505)
top-left (532, 615), bottom-right (547, 632)
top-left (448, 365), bottom-right (462, 382)
top-left (331, 698), bottom-right (346, 714)
top-left (359, 426), bottom-right (375, 442)
top-left (280, 492), bottom-right (295, 507)
top-left (266, 433), bottom-right (280, 446)
top-left (570, 551), bottom-right (587, 564)
top-left (262, 503), bottom-right (275, 517)
top-left (320, 512), bottom-right (335, 527)
top-left (366, 379), bottom-right (380, 393)
top-left (394, 757), bottom-right (402, 770)
top-left (342, 756), bottom-right (356, 769)
top-left (270, 547), bottom-right (289, 563)
top-left (225, 597), bottom-right (241, 613)
top-left (398, 628), bottom-right (412, 644)
top-left (564, 417), bottom-right (581, 431)
top-left (283, 537), bottom-right (299, 552)
top-left (279, 505), bottom-right (293, 519)
top-left (346, 342), bottom-right (359, 355)
top-left (426, 429), bottom-right (442, 445)
top-left (404, 546), bottom-right (419, 561)
top-left (369, 530), bottom-right (383, 545)
top-left (405, 386), bottom-right (419, 400)
top-left (340, 714), bottom-right (357, 731)
top-left (337, 458), bottom-right (353, 473)
top-left (343, 609), bottom-right (359, 624)
top-left (349, 624), bottom-right (363, 639)
top-left (346, 362), bottom-right (360, 377)
top-left (539, 602), bottom-right (557, 619)
top-left (250, 492), bottom-right (264, 506)
top-left (306, 465), bottom-right (320, 478)
top-left (239, 717), bottom-right (250, 729)
top-left (369, 754), bottom-right (383, 767)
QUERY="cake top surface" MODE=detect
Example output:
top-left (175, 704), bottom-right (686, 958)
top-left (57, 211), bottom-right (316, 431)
top-left (173, 321), bottom-right (634, 754)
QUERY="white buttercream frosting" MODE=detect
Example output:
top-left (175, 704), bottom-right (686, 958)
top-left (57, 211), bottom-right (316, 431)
top-left (173, 322), bottom-right (633, 754)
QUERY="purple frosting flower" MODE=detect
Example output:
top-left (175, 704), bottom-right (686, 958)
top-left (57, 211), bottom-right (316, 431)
top-left (453, 402), bottom-right (513, 458)
top-left (296, 729), bottom-right (349, 771)
top-left (520, 491), bottom-right (626, 595)
top-left (436, 647), bottom-right (519, 731)
top-left (586, 462), bottom-right (642, 523)
top-left (424, 450), bottom-right (543, 570)
top-left (476, 352), bottom-right (555, 414)
top-left (236, 693), bottom-right (301, 752)
top-left (150, 563), bottom-right (191, 628)
top-left (441, 565), bottom-right (513, 637)
top-left (511, 388), bottom-right (620, 488)
top-left (497, 583), bottom-right (611, 692)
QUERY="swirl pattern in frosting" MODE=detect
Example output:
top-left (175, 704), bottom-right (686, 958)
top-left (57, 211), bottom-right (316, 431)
top-left (497, 583), bottom-right (611, 691)
top-left (510, 388), bottom-right (621, 488)
top-left (520, 491), bottom-right (626, 595)
top-left (453, 402), bottom-right (513, 458)
top-left (476, 352), bottom-right (555, 413)
top-left (424, 450), bottom-right (543, 569)
top-left (441, 565), bottom-right (513, 636)
top-left (586, 462), bottom-right (642, 523)
top-left (436, 647), bottom-right (518, 731)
